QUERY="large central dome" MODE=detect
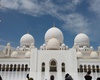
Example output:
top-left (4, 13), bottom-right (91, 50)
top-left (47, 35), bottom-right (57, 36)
top-left (45, 27), bottom-right (64, 44)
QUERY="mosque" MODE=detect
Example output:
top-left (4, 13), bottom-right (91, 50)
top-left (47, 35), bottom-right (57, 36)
top-left (0, 26), bottom-right (100, 80)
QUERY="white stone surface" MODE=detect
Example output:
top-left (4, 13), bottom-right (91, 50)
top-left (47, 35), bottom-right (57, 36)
top-left (20, 33), bottom-right (35, 47)
top-left (74, 33), bottom-right (90, 47)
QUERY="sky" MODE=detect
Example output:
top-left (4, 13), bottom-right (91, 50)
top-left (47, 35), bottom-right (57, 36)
top-left (0, 0), bottom-right (100, 50)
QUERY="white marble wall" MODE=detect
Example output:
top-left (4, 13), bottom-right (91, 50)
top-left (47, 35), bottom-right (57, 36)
top-left (0, 71), bottom-right (29, 80)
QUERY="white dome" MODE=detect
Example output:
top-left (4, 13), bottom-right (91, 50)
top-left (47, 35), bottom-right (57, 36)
top-left (17, 46), bottom-right (19, 49)
top-left (46, 37), bottom-right (60, 50)
top-left (61, 43), bottom-right (66, 47)
top-left (40, 46), bottom-right (43, 49)
top-left (74, 33), bottom-right (90, 47)
top-left (20, 33), bottom-right (35, 47)
top-left (31, 43), bottom-right (34, 46)
top-left (11, 51), bottom-right (18, 58)
top-left (7, 43), bottom-right (10, 46)
top-left (90, 46), bottom-right (94, 50)
top-left (16, 46), bottom-right (20, 50)
top-left (43, 44), bottom-right (46, 47)
top-left (25, 51), bottom-right (31, 58)
top-left (90, 51), bottom-right (98, 58)
top-left (66, 46), bottom-right (69, 49)
top-left (98, 46), bottom-right (100, 51)
top-left (83, 46), bottom-right (87, 49)
top-left (76, 51), bottom-right (82, 58)
top-left (45, 27), bottom-right (64, 44)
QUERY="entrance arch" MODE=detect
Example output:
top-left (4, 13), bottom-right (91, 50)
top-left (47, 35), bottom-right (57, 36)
top-left (50, 59), bottom-right (57, 72)
top-left (50, 75), bottom-right (54, 80)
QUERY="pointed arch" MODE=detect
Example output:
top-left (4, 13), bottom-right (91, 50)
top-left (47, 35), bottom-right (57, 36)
top-left (50, 75), bottom-right (54, 80)
top-left (61, 62), bottom-right (65, 72)
top-left (41, 62), bottom-right (45, 72)
top-left (2, 64), bottom-right (5, 71)
top-left (6, 64), bottom-right (9, 71)
top-left (49, 59), bottom-right (57, 72)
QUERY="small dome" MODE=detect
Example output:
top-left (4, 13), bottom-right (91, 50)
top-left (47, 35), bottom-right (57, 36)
top-left (17, 46), bottom-right (19, 49)
top-left (74, 33), bottom-right (90, 47)
top-left (66, 46), bottom-right (69, 49)
top-left (83, 46), bottom-right (87, 49)
top-left (30, 43), bottom-right (35, 49)
top-left (25, 51), bottom-right (31, 58)
top-left (16, 46), bottom-right (20, 50)
top-left (90, 46), bottom-right (94, 50)
top-left (43, 44), bottom-right (46, 47)
top-left (46, 37), bottom-right (60, 50)
top-left (76, 51), bottom-right (82, 58)
top-left (40, 46), bottom-right (43, 49)
top-left (31, 43), bottom-right (34, 46)
top-left (23, 46), bottom-right (26, 49)
top-left (61, 43), bottom-right (66, 47)
top-left (45, 27), bottom-right (64, 44)
top-left (98, 46), bottom-right (100, 51)
top-left (20, 33), bottom-right (35, 47)
top-left (7, 43), bottom-right (10, 46)
top-left (11, 51), bottom-right (18, 58)
top-left (90, 51), bottom-right (98, 58)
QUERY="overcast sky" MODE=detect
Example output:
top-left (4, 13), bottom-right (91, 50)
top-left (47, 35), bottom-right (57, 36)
top-left (0, 0), bottom-right (100, 50)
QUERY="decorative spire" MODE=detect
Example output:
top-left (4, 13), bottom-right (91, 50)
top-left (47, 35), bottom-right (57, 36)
top-left (53, 22), bottom-right (56, 27)
top-left (27, 30), bottom-right (29, 34)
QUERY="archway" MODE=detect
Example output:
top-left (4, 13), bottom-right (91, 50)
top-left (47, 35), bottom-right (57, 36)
top-left (50, 75), bottom-right (54, 80)
top-left (50, 60), bottom-right (57, 72)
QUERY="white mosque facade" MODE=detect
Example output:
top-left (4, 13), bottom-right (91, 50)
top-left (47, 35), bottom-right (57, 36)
top-left (0, 26), bottom-right (100, 80)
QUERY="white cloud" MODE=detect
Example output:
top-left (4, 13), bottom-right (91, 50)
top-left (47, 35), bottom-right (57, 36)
top-left (1, 0), bottom-right (19, 9)
top-left (38, 0), bottom-right (89, 34)
top-left (61, 13), bottom-right (89, 34)
top-left (0, 0), bottom-right (89, 34)
top-left (0, 38), bottom-right (8, 43)
top-left (89, 0), bottom-right (100, 17)
top-left (72, 0), bottom-right (81, 4)
top-left (0, 0), bottom-right (81, 16)
top-left (87, 0), bottom-right (100, 42)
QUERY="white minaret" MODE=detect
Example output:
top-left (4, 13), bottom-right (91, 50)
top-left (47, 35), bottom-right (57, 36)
top-left (4, 43), bottom-right (12, 57)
